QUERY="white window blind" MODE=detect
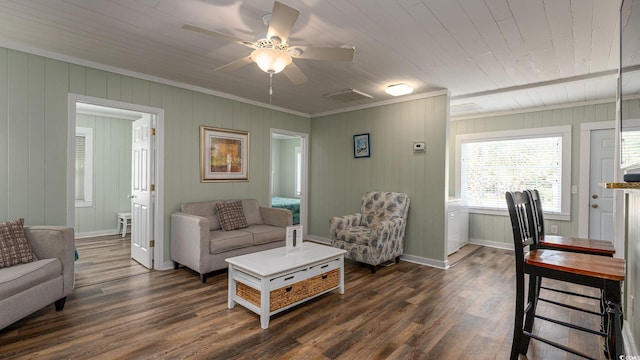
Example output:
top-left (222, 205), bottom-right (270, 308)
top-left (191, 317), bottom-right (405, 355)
top-left (75, 135), bottom-right (86, 201)
top-left (621, 128), bottom-right (640, 169)
top-left (456, 126), bottom-right (571, 218)
top-left (75, 127), bottom-right (93, 207)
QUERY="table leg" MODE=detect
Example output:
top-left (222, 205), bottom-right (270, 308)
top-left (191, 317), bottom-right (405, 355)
top-left (339, 255), bottom-right (345, 294)
top-left (260, 277), bottom-right (270, 329)
top-left (227, 264), bottom-right (235, 309)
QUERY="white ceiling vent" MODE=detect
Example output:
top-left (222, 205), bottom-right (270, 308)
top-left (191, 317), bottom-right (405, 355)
top-left (451, 102), bottom-right (482, 113)
top-left (324, 89), bottom-right (373, 102)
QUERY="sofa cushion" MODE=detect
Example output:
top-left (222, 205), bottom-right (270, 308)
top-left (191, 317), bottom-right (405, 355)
top-left (181, 201), bottom-right (221, 231)
top-left (242, 225), bottom-right (286, 245)
top-left (240, 199), bottom-right (264, 226)
top-left (0, 258), bottom-right (60, 299)
top-left (216, 201), bottom-right (249, 231)
top-left (0, 218), bottom-right (37, 268)
top-left (335, 226), bottom-right (371, 245)
top-left (210, 230), bottom-right (253, 254)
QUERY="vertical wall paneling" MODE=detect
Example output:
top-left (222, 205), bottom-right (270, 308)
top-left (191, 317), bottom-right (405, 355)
top-left (0, 46), bottom-right (310, 264)
top-left (0, 48), bottom-right (7, 221)
top-left (74, 114), bottom-right (133, 236)
top-left (7, 50), bottom-right (29, 219)
top-left (28, 55), bottom-right (46, 224)
top-left (448, 101), bottom-right (640, 248)
top-left (309, 94), bottom-right (449, 263)
top-left (43, 58), bottom-right (69, 226)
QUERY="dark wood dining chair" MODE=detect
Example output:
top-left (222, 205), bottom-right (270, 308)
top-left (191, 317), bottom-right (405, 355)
top-left (525, 189), bottom-right (613, 321)
top-left (526, 189), bottom-right (615, 256)
top-left (506, 190), bottom-right (625, 360)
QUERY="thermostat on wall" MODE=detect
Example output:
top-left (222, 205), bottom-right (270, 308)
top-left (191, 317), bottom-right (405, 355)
top-left (413, 142), bottom-right (426, 152)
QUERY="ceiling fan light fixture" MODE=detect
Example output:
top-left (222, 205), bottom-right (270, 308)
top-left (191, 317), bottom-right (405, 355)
top-left (251, 47), bottom-right (292, 74)
top-left (385, 83), bottom-right (413, 96)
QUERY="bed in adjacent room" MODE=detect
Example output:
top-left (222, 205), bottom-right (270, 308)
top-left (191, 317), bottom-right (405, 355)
top-left (271, 197), bottom-right (300, 224)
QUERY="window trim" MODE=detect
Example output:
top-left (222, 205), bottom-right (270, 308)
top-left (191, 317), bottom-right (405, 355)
top-left (75, 126), bottom-right (94, 208)
top-left (455, 125), bottom-right (571, 220)
top-left (295, 145), bottom-right (302, 197)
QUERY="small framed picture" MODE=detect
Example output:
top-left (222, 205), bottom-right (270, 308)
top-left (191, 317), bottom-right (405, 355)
top-left (286, 225), bottom-right (303, 255)
top-left (353, 133), bottom-right (370, 158)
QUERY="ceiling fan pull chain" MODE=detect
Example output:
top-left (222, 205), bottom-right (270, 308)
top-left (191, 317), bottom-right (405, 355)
top-left (269, 72), bottom-right (273, 104)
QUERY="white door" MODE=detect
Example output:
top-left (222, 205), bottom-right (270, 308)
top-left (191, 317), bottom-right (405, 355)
top-left (589, 129), bottom-right (615, 241)
top-left (130, 114), bottom-right (154, 268)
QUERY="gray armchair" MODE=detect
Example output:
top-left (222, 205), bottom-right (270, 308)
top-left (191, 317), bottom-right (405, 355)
top-left (329, 192), bottom-right (410, 273)
top-left (0, 226), bottom-right (75, 329)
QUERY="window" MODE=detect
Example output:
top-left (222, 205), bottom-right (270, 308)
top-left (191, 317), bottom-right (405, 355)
top-left (456, 126), bottom-right (571, 219)
top-left (295, 146), bottom-right (302, 196)
top-left (75, 127), bottom-right (93, 208)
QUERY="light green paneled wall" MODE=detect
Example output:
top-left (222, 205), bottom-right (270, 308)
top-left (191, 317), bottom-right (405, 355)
top-left (0, 47), bottom-right (310, 264)
top-left (75, 114), bottom-right (132, 234)
top-left (309, 95), bottom-right (449, 262)
top-left (277, 138), bottom-right (300, 198)
top-left (271, 139), bottom-right (281, 196)
top-left (449, 102), bottom-right (619, 246)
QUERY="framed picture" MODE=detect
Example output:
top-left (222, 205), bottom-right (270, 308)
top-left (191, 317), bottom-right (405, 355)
top-left (200, 126), bottom-right (249, 182)
top-left (353, 133), bottom-right (370, 158)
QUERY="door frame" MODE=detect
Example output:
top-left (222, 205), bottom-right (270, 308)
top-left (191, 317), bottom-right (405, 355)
top-left (67, 94), bottom-right (167, 270)
top-left (578, 121), bottom-right (624, 257)
top-left (269, 128), bottom-right (309, 237)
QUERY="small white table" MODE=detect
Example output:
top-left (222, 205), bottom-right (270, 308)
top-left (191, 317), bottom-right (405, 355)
top-left (226, 242), bottom-right (346, 329)
top-left (116, 212), bottom-right (131, 237)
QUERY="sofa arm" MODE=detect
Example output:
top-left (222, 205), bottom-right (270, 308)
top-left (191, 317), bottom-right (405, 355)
top-left (329, 214), bottom-right (362, 241)
top-left (24, 226), bottom-right (75, 296)
top-left (170, 212), bottom-right (211, 274)
top-left (260, 207), bottom-right (293, 228)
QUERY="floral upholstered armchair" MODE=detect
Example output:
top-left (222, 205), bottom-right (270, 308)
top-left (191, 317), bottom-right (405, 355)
top-left (329, 192), bottom-right (410, 273)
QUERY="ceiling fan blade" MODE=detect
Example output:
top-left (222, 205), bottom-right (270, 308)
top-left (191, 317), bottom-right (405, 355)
top-left (290, 46), bottom-right (355, 62)
top-left (182, 24), bottom-right (254, 48)
top-left (267, 1), bottom-right (300, 43)
top-left (215, 56), bottom-right (253, 73)
top-left (282, 62), bottom-right (308, 85)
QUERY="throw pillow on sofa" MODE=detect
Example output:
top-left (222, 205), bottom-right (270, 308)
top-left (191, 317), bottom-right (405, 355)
top-left (0, 217), bottom-right (37, 268)
top-left (216, 201), bottom-right (249, 231)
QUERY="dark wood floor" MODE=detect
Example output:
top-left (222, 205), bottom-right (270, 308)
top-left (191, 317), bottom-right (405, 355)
top-left (0, 237), bottom-right (605, 359)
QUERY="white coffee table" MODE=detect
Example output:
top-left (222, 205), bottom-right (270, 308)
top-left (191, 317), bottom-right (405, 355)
top-left (226, 242), bottom-right (346, 329)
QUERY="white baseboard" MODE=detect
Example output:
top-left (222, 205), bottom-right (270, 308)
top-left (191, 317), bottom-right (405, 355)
top-left (401, 254), bottom-right (448, 269)
top-left (156, 260), bottom-right (175, 271)
top-left (306, 235), bottom-right (448, 269)
top-left (75, 229), bottom-right (122, 239)
top-left (306, 235), bottom-right (330, 244)
top-left (623, 322), bottom-right (639, 357)
top-left (469, 238), bottom-right (514, 251)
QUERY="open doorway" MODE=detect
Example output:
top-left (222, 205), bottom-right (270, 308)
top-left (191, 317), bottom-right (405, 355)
top-left (270, 129), bottom-right (308, 235)
top-left (67, 94), bottom-right (166, 270)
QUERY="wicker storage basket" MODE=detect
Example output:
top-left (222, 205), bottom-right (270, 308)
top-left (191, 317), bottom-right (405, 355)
top-left (308, 269), bottom-right (340, 296)
top-left (236, 280), bottom-right (310, 312)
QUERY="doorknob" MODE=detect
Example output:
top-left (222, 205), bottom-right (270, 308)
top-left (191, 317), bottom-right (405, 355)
top-left (591, 204), bottom-right (599, 208)
top-left (128, 195), bottom-right (135, 199)
top-left (592, 194), bottom-right (599, 199)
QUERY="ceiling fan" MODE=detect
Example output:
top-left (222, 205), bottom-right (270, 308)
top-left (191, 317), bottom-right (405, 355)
top-left (182, 1), bottom-right (355, 87)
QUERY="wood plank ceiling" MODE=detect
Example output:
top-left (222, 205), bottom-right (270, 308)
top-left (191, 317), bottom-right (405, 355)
top-left (0, 0), bottom-right (637, 117)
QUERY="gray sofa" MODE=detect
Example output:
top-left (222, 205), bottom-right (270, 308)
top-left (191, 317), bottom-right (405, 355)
top-left (0, 226), bottom-right (75, 330)
top-left (171, 199), bottom-right (292, 282)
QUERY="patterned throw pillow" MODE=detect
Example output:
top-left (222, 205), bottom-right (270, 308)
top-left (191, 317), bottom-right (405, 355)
top-left (0, 218), bottom-right (37, 268)
top-left (215, 201), bottom-right (248, 231)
